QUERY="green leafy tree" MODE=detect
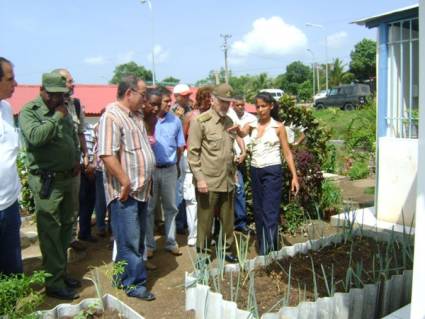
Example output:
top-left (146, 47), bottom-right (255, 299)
top-left (349, 39), bottom-right (376, 81)
top-left (161, 76), bottom-right (180, 85)
top-left (110, 61), bottom-right (153, 84)
top-left (329, 58), bottom-right (346, 87)
top-left (274, 61), bottom-right (312, 96)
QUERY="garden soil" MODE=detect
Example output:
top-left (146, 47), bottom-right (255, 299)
top-left (22, 177), bottom-right (374, 319)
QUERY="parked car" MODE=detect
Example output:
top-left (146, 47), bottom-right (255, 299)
top-left (314, 84), bottom-right (371, 111)
top-left (260, 88), bottom-right (284, 101)
top-left (313, 90), bottom-right (328, 103)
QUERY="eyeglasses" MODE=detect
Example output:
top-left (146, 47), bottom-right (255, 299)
top-left (131, 89), bottom-right (145, 97)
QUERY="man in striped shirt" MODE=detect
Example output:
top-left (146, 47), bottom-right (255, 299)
top-left (98, 75), bottom-right (156, 301)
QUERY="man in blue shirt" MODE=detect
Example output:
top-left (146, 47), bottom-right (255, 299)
top-left (145, 88), bottom-right (185, 257)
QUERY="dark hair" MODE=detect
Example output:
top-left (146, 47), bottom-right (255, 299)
top-left (255, 91), bottom-right (280, 120)
top-left (146, 87), bottom-right (163, 100)
top-left (233, 95), bottom-right (245, 102)
top-left (0, 57), bottom-right (12, 81)
top-left (157, 85), bottom-right (171, 96)
top-left (117, 75), bottom-right (140, 99)
top-left (195, 85), bottom-right (213, 106)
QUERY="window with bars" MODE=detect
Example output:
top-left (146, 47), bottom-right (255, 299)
top-left (387, 18), bottom-right (419, 138)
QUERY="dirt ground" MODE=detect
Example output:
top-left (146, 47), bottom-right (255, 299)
top-left (23, 176), bottom-right (374, 319)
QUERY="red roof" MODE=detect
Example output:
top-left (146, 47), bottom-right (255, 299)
top-left (8, 84), bottom-right (256, 115)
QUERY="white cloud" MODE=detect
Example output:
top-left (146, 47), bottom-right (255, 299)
top-left (83, 56), bottom-right (107, 65)
top-left (231, 16), bottom-right (307, 59)
top-left (147, 45), bottom-right (169, 64)
top-left (117, 50), bottom-right (136, 64)
top-left (327, 31), bottom-right (348, 49)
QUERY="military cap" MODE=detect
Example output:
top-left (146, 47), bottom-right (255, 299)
top-left (42, 72), bottom-right (68, 93)
top-left (213, 84), bottom-right (235, 102)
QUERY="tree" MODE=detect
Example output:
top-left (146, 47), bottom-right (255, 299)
top-left (110, 61), bottom-right (153, 84)
top-left (274, 61), bottom-right (311, 96)
top-left (349, 39), bottom-right (376, 81)
top-left (161, 76), bottom-right (180, 85)
top-left (329, 58), bottom-right (347, 87)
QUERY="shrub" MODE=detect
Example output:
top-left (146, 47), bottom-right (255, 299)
top-left (348, 160), bottom-right (369, 180)
top-left (17, 152), bottom-right (35, 214)
top-left (320, 180), bottom-right (343, 219)
top-left (282, 201), bottom-right (305, 234)
top-left (0, 271), bottom-right (48, 319)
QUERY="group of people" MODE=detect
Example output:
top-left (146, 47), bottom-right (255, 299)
top-left (0, 56), bottom-right (300, 303)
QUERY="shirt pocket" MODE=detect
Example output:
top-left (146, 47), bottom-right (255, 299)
top-left (205, 133), bottom-right (223, 151)
top-left (123, 128), bottom-right (143, 152)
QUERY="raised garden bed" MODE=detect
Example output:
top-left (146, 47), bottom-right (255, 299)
top-left (39, 294), bottom-right (144, 319)
top-left (185, 229), bottom-right (413, 319)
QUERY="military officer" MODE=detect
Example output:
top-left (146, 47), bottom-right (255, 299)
top-left (19, 72), bottom-right (81, 300)
top-left (187, 83), bottom-right (238, 263)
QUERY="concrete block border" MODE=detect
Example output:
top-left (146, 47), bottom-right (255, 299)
top-left (185, 230), bottom-right (413, 319)
top-left (39, 294), bottom-right (144, 319)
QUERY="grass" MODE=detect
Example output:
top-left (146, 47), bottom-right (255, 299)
top-left (312, 107), bottom-right (371, 140)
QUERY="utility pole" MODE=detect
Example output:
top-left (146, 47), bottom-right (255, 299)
top-left (220, 33), bottom-right (231, 84)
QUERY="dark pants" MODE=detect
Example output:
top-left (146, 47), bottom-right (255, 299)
top-left (78, 172), bottom-right (96, 239)
top-left (234, 169), bottom-right (247, 230)
top-left (0, 200), bottom-right (23, 275)
top-left (251, 165), bottom-right (282, 255)
top-left (95, 170), bottom-right (110, 233)
top-left (29, 174), bottom-right (76, 289)
top-left (110, 197), bottom-right (148, 297)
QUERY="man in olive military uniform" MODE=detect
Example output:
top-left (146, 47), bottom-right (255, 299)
top-left (19, 72), bottom-right (81, 300)
top-left (53, 68), bottom-right (89, 251)
top-left (187, 84), bottom-right (238, 263)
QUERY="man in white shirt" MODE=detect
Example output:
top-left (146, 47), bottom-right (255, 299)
top-left (0, 57), bottom-right (22, 275)
top-left (227, 96), bottom-right (257, 234)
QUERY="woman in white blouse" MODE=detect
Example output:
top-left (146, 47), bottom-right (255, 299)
top-left (232, 92), bottom-right (299, 255)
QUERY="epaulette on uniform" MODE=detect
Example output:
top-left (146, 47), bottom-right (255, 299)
top-left (197, 112), bottom-right (212, 123)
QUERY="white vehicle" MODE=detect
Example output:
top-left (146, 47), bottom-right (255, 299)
top-left (313, 90), bottom-right (328, 103)
top-left (260, 89), bottom-right (284, 101)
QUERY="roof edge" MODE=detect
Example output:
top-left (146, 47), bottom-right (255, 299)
top-left (352, 4), bottom-right (418, 28)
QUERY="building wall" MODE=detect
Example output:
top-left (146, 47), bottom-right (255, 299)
top-left (376, 137), bottom-right (417, 226)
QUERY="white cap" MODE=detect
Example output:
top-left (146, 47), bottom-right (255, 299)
top-left (173, 83), bottom-right (191, 96)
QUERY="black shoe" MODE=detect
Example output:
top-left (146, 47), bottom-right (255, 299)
top-left (130, 290), bottom-right (156, 301)
top-left (64, 276), bottom-right (82, 289)
top-left (46, 287), bottom-right (79, 300)
top-left (78, 235), bottom-right (98, 243)
top-left (235, 226), bottom-right (253, 235)
top-left (225, 254), bottom-right (239, 263)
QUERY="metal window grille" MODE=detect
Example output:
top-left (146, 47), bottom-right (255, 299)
top-left (386, 18), bottom-right (419, 138)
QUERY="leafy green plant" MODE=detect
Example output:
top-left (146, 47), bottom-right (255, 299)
top-left (17, 151), bottom-right (35, 214)
top-left (348, 159), bottom-right (369, 180)
top-left (320, 180), bottom-right (343, 219)
top-left (0, 271), bottom-right (48, 319)
top-left (282, 201), bottom-right (304, 234)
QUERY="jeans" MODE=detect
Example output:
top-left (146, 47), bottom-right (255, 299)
top-left (146, 165), bottom-right (178, 251)
top-left (95, 170), bottom-right (109, 232)
top-left (234, 169), bottom-right (247, 230)
top-left (0, 200), bottom-right (23, 275)
top-left (110, 197), bottom-right (148, 296)
top-left (78, 172), bottom-right (96, 239)
top-left (251, 165), bottom-right (282, 255)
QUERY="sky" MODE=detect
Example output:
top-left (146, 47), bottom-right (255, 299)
top-left (0, 0), bottom-right (418, 85)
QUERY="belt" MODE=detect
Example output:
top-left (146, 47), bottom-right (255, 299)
top-left (155, 163), bottom-right (175, 169)
top-left (29, 169), bottom-right (74, 179)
